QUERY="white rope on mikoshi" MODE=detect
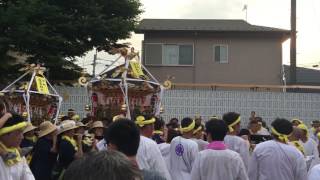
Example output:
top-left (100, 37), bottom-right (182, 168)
top-left (0, 64), bottom-right (63, 124)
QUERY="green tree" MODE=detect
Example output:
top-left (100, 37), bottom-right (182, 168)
top-left (0, 0), bottom-right (142, 84)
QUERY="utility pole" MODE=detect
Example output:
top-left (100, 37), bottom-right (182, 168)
top-left (92, 49), bottom-right (97, 77)
top-left (290, 0), bottom-right (296, 84)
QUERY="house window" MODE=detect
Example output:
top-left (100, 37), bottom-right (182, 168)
top-left (213, 45), bottom-right (228, 63)
top-left (144, 43), bottom-right (193, 66)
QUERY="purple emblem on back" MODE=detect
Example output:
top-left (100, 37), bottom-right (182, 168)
top-left (175, 143), bottom-right (184, 156)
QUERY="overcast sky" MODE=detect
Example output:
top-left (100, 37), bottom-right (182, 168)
top-left (80, 0), bottom-right (320, 74)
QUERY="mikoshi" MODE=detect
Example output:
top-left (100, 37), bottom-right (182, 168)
top-left (87, 47), bottom-right (164, 121)
top-left (0, 64), bottom-right (62, 125)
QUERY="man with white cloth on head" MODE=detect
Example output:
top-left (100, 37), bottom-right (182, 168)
top-left (135, 115), bottom-right (171, 180)
top-left (169, 117), bottom-right (199, 180)
top-left (248, 118), bottom-right (307, 180)
top-left (191, 119), bottom-right (248, 180)
top-left (223, 112), bottom-right (250, 171)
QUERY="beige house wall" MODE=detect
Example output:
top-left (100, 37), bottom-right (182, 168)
top-left (143, 33), bottom-right (283, 85)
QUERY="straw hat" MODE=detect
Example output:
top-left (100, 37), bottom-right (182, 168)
top-left (76, 121), bottom-right (87, 128)
top-left (38, 121), bottom-right (57, 138)
top-left (68, 109), bottom-right (75, 113)
top-left (58, 120), bottom-right (78, 134)
top-left (23, 122), bottom-right (37, 134)
top-left (90, 121), bottom-right (104, 130)
top-left (113, 114), bottom-right (125, 122)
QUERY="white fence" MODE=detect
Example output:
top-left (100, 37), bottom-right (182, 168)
top-left (55, 86), bottom-right (320, 126)
top-left (55, 86), bottom-right (90, 118)
top-left (162, 89), bottom-right (320, 126)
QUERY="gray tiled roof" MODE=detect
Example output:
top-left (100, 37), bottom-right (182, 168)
top-left (136, 19), bottom-right (290, 33)
top-left (284, 65), bottom-right (320, 84)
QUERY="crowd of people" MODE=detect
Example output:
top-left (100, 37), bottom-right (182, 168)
top-left (1, 109), bottom-right (320, 180)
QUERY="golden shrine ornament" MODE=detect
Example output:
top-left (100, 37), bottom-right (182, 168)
top-left (78, 77), bottom-right (88, 86)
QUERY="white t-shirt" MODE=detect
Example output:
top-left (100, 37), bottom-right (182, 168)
top-left (0, 157), bottom-right (35, 180)
top-left (248, 140), bottom-right (307, 180)
top-left (137, 136), bottom-right (171, 180)
top-left (191, 148), bottom-right (248, 180)
top-left (169, 136), bottom-right (199, 180)
top-left (224, 135), bottom-right (250, 171)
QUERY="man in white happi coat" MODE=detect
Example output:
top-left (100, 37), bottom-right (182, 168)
top-left (0, 113), bottom-right (35, 180)
top-left (169, 117), bottom-right (199, 180)
top-left (248, 118), bottom-right (307, 180)
top-left (308, 164), bottom-right (320, 180)
top-left (297, 123), bottom-right (320, 170)
top-left (309, 120), bottom-right (320, 144)
top-left (135, 115), bottom-right (171, 180)
top-left (191, 119), bottom-right (248, 180)
top-left (223, 112), bottom-right (250, 171)
top-left (191, 124), bottom-right (208, 151)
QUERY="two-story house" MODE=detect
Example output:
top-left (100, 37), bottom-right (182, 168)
top-left (135, 19), bottom-right (290, 85)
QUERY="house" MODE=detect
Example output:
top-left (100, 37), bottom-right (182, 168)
top-left (135, 19), bottom-right (291, 85)
top-left (284, 65), bottom-right (320, 92)
top-left (284, 65), bottom-right (320, 86)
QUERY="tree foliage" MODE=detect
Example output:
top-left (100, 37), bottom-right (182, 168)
top-left (0, 0), bottom-right (142, 83)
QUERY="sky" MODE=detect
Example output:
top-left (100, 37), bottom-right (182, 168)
top-left (79, 0), bottom-right (320, 75)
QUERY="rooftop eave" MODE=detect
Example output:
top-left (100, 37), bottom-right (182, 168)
top-left (135, 29), bottom-right (291, 39)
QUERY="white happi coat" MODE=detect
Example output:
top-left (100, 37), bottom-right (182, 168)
top-left (137, 136), bottom-right (171, 180)
top-left (224, 135), bottom-right (250, 170)
top-left (96, 139), bottom-right (107, 151)
top-left (191, 149), bottom-right (249, 180)
top-left (256, 127), bottom-right (270, 135)
top-left (302, 138), bottom-right (320, 170)
top-left (158, 143), bottom-right (171, 170)
top-left (191, 138), bottom-right (209, 151)
top-left (248, 140), bottom-right (307, 180)
top-left (308, 164), bottom-right (320, 180)
top-left (309, 128), bottom-right (319, 144)
top-left (0, 157), bottom-right (35, 180)
top-left (169, 136), bottom-right (199, 180)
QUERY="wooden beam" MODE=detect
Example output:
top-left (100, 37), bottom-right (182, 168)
top-left (172, 83), bottom-right (320, 90)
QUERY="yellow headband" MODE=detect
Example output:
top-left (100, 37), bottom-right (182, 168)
top-left (271, 127), bottom-right (291, 143)
top-left (0, 122), bottom-right (28, 136)
top-left (193, 126), bottom-right (202, 135)
top-left (180, 120), bottom-right (195, 133)
top-left (153, 130), bottom-right (164, 135)
top-left (228, 117), bottom-right (241, 132)
top-left (291, 119), bottom-right (303, 125)
top-left (291, 141), bottom-right (305, 155)
top-left (135, 116), bottom-right (156, 127)
top-left (297, 123), bottom-right (309, 137)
